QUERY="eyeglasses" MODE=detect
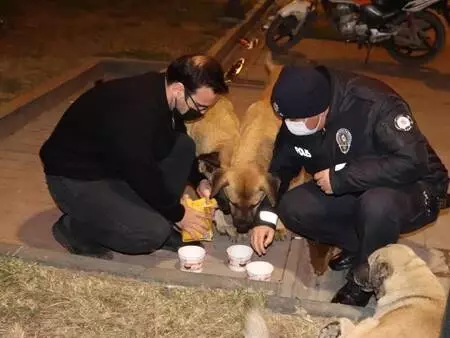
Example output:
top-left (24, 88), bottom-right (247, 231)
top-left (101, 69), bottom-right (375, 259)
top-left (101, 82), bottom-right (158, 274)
top-left (184, 89), bottom-right (209, 113)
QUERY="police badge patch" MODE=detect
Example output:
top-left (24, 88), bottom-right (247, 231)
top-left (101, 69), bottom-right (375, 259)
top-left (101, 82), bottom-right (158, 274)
top-left (336, 128), bottom-right (352, 154)
top-left (394, 114), bottom-right (414, 131)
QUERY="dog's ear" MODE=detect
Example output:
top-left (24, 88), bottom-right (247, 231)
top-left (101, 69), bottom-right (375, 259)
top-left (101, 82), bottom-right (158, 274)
top-left (211, 168), bottom-right (229, 197)
top-left (198, 152), bottom-right (221, 174)
top-left (370, 260), bottom-right (393, 294)
top-left (262, 174), bottom-right (280, 207)
top-left (353, 262), bottom-right (372, 292)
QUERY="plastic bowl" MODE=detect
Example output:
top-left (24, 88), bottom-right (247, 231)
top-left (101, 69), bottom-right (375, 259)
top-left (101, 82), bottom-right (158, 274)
top-left (178, 246), bottom-right (206, 273)
top-left (226, 245), bottom-right (254, 272)
top-left (246, 261), bottom-right (274, 281)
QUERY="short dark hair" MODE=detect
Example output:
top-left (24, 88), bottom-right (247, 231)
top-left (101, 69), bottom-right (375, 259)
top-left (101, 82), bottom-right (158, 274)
top-left (166, 54), bottom-right (229, 95)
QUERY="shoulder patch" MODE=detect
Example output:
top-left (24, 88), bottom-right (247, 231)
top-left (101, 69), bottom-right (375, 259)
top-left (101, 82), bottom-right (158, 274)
top-left (394, 114), bottom-right (413, 131)
top-left (336, 128), bottom-right (352, 154)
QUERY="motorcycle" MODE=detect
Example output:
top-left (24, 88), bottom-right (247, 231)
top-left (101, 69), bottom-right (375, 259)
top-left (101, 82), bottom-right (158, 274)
top-left (265, 0), bottom-right (450, 66)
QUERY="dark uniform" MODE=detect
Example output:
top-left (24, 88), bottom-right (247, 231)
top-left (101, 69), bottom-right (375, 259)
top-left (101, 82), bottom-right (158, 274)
top-left (256, 66), bottom-right (449, 267)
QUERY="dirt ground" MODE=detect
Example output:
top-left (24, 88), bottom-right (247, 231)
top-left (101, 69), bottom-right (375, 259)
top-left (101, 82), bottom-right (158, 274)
top-left (0, 0), bottom-right (257, 109)
top-left (0, 257), bottom-right (333, 338)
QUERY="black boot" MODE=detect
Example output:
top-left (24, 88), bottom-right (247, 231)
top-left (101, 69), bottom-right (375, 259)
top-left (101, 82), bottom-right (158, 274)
top-left (331, 263), bottom-right (373, 307)
top-left (328, 250), bottom-right (356, 271)
top-left (52, 215), bottom-right (113, 260)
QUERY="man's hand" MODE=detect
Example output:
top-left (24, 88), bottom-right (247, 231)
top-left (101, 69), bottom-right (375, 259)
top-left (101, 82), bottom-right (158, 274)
top-left (314, 169), bottom-right (333, 194)
top-left (177, 199), bottom-right (211, 240)
top-left (196, 179), bottom-right (212, 199)
top-left (250, 225), bottom-right (275, 256)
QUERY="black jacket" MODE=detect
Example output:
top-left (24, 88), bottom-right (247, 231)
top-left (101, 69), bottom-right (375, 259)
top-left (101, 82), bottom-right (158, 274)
top-left (40, 72), bottom-right (205, 223)
top-left (257, 66), bottom-right (449, 229)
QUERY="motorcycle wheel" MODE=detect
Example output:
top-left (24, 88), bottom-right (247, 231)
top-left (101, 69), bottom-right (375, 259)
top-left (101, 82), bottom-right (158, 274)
top-left (265, 14), bottom-right (308, 53)
top-left (384, 10), bottom-right (446, 66)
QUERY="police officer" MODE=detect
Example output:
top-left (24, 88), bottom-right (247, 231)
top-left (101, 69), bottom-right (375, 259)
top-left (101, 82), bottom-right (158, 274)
top-left (251, 64), bottom-right (449, 307)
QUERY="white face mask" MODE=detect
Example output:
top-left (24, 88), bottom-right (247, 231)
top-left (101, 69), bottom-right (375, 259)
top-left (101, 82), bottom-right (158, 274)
top-left (285, 114), bottom-right (322, 136)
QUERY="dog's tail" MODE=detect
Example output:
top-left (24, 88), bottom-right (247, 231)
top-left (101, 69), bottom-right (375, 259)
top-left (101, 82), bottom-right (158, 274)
top-left (243, 309), bottom-right (270, 338)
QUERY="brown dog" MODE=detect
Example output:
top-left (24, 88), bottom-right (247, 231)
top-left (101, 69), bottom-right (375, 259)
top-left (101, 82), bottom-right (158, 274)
top-left (319, 244), bottom-right (447, 338)
top-left (185, 96), bottom-right (239, 172)
top-left (207, 52), bottom-right (292, 238)
top-left (210, 98), bottom-right (283, 236)
top-left (208, 53), bottom-right (334, 274)
top-left (185, 96), bottom-right (240, 237)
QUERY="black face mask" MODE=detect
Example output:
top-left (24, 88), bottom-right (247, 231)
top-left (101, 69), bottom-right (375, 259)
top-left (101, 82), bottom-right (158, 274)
top-left (181, 108), bottom-right (203, 121)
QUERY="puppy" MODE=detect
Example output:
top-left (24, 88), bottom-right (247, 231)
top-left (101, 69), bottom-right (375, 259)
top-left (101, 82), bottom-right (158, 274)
top-left (185, 96), bottom-right (240, 237)
top-left (319, 244), bottom-right (447, 338)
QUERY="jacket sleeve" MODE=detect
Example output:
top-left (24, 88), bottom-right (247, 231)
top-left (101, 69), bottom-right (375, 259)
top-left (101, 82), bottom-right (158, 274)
top-left (111, 115), bottom-right (185, 223)
top-left (331, 100), bottom-right (428, 195)
top-left (254, 131), bottom-right (302, 229)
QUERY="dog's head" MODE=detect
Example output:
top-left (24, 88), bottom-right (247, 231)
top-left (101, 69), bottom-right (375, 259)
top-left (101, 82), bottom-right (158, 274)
top-left (366, 244), bottom-right (424, 299)
top-left (209, 165), bottom-right (279, 234)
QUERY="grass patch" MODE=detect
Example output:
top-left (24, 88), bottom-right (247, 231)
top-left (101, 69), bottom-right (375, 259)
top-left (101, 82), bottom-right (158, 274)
top-left (0, 257), bottom-right (332, 337)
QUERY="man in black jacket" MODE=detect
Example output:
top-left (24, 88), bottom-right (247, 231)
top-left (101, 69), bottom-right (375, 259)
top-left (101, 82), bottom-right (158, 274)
top-left (250, 64), bottom-right (449, 307)
top-left (40, 54), bottom-right (228, 260)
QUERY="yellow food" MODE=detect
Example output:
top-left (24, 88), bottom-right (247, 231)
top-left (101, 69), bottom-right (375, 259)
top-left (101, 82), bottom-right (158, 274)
top-left (181, 197), bottom-right (218, 242)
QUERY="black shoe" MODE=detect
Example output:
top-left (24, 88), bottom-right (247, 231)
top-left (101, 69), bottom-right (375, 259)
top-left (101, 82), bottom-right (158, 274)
top-left (331, 279), bottom-right (373, 307)
top-left (328, 250), bottom-right (356, 271)
top-left (52, 215), bottom-right (113, 260)
top-left (161, 229), bottom-right (203, 252)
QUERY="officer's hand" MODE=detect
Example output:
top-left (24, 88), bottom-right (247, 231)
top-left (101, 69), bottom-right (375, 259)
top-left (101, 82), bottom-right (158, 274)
top-left (250, 225), bottom-right (275, 256)
top-left (177, 198), bottom-right (210, 240)
top-left (314, 169), bottom-right (333, 194)
top-left (196, 179), bottom-right (212, 199)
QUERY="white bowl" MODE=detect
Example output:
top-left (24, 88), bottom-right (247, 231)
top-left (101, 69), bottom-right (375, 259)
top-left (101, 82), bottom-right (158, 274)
top-left (246, 261), bottom-right (274, 281)
top-left (178, 246), bottom-right (206, 273)
top-left (226, 245), bottom-right (254, 272)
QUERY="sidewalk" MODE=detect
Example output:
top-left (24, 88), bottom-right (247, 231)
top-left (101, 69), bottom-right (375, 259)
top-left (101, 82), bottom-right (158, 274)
top-left (0, 13), bottom-right (449, 302)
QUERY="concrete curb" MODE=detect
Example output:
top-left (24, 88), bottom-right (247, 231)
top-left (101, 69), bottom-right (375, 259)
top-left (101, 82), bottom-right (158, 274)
top-left (0, 242), bottom-right (373, 320)
top-left (266, 296), bottom-right (374, 321)
top-left (207, 0), bottom-right (275, 62)
top-left (0, 243), bottom-right (279, 294)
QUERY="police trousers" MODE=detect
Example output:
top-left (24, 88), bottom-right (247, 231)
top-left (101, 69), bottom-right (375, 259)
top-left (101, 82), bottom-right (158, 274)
top-left (277, 181), bottom-right (440, 266)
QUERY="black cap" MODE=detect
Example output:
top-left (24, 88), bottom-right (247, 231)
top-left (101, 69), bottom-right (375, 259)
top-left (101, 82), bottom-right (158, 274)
top-left (271, 65), bottom-right (331, 119)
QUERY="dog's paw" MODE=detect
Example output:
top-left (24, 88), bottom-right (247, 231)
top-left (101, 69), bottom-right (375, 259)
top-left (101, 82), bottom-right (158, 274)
top-left (232, 233), bottom-right (248, 243)
top-left (214, 210), bottom-right (233, 235)
top-left (274, 227), bottom-right (287, 241)
top-left (226, 226), bottom-right (239, 242)
top-left (225, 228), bottom-right (248, 243)
top-left (318, 321), bottom-right (342, 338)
top-left (213, 210), bottom-right (242, 242)
top-left (274, 221), bottom-right (288, 241)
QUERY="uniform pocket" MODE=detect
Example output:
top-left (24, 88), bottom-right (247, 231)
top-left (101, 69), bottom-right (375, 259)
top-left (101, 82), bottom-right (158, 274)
top-left (403, 182), bottom-right (438, 233)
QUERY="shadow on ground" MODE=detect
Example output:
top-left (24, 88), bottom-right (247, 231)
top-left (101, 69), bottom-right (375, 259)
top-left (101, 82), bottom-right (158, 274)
top-left (18, 208), bottom-right (63, 251)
